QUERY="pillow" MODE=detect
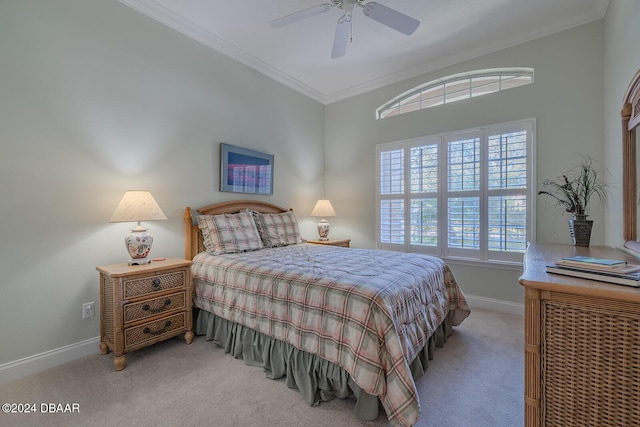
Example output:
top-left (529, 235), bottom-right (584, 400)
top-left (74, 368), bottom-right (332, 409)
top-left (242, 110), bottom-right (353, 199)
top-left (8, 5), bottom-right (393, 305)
top-left (252, 210), bottom-right (303, 247)
top-left (197, 211), bottom-right (263, 255)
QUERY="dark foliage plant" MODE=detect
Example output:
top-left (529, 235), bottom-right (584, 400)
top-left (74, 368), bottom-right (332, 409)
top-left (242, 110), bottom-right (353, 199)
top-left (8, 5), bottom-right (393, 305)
top-left (538, 156), bottom-right (609, 217)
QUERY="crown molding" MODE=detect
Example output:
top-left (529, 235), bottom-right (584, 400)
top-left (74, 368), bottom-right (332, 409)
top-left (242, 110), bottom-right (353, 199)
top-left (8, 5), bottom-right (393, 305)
top-left (120, 0), bottom-right (609, 106)
top-left (118, 0), bottom-right (327, 104)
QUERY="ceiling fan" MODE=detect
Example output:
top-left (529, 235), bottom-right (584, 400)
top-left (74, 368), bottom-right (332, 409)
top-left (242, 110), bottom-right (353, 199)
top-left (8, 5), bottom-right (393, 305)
top-left (270, 0), bottom-right (420, 58)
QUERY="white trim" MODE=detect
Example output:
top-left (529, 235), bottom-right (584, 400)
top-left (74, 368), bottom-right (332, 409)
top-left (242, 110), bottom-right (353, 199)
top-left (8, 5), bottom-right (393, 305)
top-left (0, 337), bottom-right (100, 385)
top-left (0, 296), bottom-right (522, 385)
top-left (117, 1), bottom-right (608, 105)
top-left (444, 256), bottom-right (522, 271)
top-left (465, 294), bottom-right (524, 316)
top-left (118, 0), bottom-right (326, 104)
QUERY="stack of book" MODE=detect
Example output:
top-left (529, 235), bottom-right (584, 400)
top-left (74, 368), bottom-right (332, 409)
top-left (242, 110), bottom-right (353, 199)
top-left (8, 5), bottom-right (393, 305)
top-left (546, 255), bottom-right (640, 287)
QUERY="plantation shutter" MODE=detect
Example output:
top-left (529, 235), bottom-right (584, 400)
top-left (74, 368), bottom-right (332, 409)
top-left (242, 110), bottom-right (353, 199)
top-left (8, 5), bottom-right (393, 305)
top-left (376, 119), bottom-right (533, 263)
top-left (378, 144), bottom-right (405, 248)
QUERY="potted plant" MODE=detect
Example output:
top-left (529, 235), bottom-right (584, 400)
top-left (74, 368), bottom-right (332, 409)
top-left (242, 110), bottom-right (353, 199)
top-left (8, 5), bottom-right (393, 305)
top-left (538, 155), bottom-right (609, 246)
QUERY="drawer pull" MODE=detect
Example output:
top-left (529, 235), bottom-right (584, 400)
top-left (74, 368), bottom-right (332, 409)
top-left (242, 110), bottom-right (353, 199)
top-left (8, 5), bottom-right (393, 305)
top-left (151, 278), bottom-right (161, 289)
top-left (143, 321), bottom-right (171, 336)
top-left (142, 299), bottom-right (172, 313)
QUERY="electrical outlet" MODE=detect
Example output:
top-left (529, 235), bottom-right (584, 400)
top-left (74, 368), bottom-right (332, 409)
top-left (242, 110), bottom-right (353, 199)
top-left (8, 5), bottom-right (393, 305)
top-left (82, 302), bottom-right (95, 319)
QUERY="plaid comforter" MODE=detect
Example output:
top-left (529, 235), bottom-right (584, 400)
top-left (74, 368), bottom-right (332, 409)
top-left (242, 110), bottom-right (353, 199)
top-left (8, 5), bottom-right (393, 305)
top-left (192, 244), bottom-right (470, 427)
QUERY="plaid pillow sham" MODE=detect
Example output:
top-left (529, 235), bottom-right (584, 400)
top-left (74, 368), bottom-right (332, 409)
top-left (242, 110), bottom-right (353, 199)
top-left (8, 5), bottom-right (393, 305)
top-left (197, 211), bottom-right (264, 255)
top-left (252, 210), bottom-right (303, 247)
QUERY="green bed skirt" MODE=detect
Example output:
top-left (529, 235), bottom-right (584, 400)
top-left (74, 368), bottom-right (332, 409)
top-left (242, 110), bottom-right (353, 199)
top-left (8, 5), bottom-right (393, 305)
top-left (194, 309), bottom-right (453, 421)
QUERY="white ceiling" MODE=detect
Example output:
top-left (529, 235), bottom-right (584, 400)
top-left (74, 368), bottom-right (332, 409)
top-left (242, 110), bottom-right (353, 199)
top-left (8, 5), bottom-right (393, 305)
top-left (119, 0), bottom-right (609, 104)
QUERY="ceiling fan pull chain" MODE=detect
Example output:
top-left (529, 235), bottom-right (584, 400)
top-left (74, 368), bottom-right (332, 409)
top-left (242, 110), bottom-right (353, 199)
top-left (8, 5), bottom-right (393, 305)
top-left (350, 15), bottom-right (353, 43)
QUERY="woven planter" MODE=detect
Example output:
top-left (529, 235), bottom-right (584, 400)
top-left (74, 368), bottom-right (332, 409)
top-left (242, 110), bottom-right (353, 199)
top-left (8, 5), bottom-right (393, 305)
top-left (568, 214), bottom-right (593, 247)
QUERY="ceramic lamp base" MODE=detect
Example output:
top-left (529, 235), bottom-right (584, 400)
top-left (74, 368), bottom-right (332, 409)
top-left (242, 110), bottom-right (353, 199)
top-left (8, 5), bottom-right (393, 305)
top-left (317, 218), bottom-right (330, 241)
top-left (125, 227), bottom-right (154, 265)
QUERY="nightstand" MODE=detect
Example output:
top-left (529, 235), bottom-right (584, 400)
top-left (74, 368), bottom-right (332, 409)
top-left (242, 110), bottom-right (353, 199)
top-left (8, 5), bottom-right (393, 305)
top-left (97, 257), bottom-right (193, 371)
top-left (307, 238), bottom-right (351, 248)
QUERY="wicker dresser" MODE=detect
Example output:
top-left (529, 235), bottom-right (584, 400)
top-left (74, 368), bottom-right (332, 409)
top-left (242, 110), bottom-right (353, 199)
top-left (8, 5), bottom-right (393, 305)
top-left (519, 243), bottom-right (640, 427)
top-left (97, 257), bottom-right (193, 371)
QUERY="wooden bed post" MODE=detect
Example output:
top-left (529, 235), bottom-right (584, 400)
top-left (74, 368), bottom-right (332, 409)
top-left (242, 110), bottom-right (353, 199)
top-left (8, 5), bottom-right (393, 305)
top-left (184, 207), bottom-right (192, 260)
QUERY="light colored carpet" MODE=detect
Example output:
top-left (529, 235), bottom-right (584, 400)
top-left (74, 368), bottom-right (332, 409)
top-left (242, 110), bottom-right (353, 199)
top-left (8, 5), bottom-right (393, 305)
top-left (0, 308), bottom-right (523, 427)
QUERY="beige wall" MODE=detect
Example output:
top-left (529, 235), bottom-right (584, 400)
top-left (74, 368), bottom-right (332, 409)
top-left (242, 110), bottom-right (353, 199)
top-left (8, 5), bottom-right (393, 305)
top-left (0, 0), bottom-right (325, 365)
top-left (324, 21), bottom-right (606, 303)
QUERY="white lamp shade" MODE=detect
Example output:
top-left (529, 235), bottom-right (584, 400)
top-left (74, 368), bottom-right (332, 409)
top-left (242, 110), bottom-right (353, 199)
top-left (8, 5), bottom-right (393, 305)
top-left (110, 190), bottom-right (167, 223)
top-left (310, 199), bottom-right (336, 217)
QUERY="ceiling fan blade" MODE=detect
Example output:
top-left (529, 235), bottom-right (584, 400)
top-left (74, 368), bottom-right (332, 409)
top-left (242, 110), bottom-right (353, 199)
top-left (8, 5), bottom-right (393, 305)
top-left (361, 2), bottom-right (420, 35)
top-left (270, 3), bottom-right (335, 28)
top-left (331, 13), bottom-right (351, 58)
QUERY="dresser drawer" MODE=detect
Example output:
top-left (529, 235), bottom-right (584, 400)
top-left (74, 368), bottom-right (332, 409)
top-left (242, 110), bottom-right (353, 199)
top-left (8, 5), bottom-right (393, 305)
top-left (123, 291), bottom-right (186, 323)
top-left (124, 312), bottom-right (185, 348)
top-left (124, 270), bottom-right (185, 298)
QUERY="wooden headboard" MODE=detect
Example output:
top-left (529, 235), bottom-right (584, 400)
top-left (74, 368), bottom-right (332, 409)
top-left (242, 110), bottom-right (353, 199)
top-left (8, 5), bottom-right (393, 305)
top-left (183, 200), bottom-right (290, 260)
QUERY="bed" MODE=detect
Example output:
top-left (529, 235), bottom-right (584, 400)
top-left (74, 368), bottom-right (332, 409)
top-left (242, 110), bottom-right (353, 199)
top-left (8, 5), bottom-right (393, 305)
top-left (183, 200), bottom-right (470, 427)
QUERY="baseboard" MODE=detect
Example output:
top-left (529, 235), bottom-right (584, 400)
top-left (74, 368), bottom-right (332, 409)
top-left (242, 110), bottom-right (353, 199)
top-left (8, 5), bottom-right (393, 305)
top-left (0, 336), bottom-right (100, 385)
top-left (0, 295), bottom-right (521, 385)
top-left (465, 294), bottom-right (524, 316)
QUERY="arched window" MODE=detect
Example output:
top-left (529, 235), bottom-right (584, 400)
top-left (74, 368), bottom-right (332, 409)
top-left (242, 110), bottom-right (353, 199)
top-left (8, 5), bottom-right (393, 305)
top-left (376, 68), bottom-right (534, 119)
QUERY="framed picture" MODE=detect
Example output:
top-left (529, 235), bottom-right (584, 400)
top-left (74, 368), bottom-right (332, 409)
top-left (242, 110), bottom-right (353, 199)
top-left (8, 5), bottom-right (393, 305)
top-left (220, 143), bottom-right (274, 195)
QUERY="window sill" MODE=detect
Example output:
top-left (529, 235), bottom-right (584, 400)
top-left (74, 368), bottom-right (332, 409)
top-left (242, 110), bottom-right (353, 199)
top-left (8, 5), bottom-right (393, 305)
top-left (441, 256), bottom-right (523, 271)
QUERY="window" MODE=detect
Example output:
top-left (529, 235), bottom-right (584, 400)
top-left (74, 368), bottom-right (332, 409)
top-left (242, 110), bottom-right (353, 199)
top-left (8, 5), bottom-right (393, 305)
top-left (376, 119), bottom-right (534, 264)
top-left (376, 68), bottom-right (534, 119)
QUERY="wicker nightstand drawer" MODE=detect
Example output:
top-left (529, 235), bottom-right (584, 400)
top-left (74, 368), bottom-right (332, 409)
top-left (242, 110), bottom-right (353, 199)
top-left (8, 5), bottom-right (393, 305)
top-left (125, 312), bottom-right (186, 348)
top-left (124, 291), bottom-right (186, 323)
top-left (124, 270), bottom-right (185, 298)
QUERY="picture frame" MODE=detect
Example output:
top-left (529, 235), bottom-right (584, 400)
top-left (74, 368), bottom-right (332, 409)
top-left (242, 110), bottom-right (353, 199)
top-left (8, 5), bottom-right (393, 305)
top-left (220, 143), bottom-right (274, 195)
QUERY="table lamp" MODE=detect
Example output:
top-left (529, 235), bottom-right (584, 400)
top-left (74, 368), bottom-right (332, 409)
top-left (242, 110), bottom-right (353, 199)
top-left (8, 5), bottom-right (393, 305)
top-left (310, 199), bottom-right (336, 241)
top-left (109, 190), bottom-right (167, 265)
